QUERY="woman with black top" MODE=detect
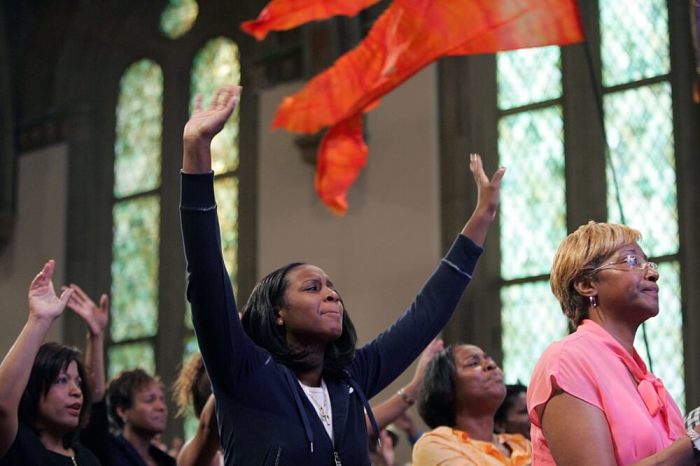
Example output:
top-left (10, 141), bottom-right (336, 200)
top-left (0, 260), bottom-right (102, 466)
top-left (180, 85), bottom-right (504, 465)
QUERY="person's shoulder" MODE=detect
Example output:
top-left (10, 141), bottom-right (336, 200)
top-left (75, 443), bottom-right (102, 466)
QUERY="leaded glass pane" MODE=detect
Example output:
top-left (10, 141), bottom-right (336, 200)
top-left (215, 177), bottom-right (239, 289)
top-left (599, 0), bottom-right (669, 87)
top-left (191, 38), bottom-right (240, 173)
top-left (634, 261), bottom-right (684, 412)
top-left (108, 342), bottom-right (156, 379)
top-left (499, 106), bottom-right (567, 279)
top-left (501, 281), bottom-right (568, 385)
top-left (605, 83), bottom-right (677, 257)
top-left (160, 0), bottom-right (198, 39)
top-left (114, 60), bottom-right (163, 198)
top-left (497, 46), bottom-right (561, 110)
top-left (111, 196), bottom-right (160, 341)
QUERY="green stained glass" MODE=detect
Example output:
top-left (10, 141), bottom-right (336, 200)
top-left (215, 177), bottom-right (239, 290)
top-left (497, 46), bottom-right (561, 110)
top-left (605, 83), bottom-right (677, 257)
top-left (108, 342), bottom-right (156, 379)
top-left (499, 106), bottom-right (567, 279)
top-left (191, 38), bottom-right (240, 173)
top-left (501, 281), bottom-right (568, 385)
top-left (634, 261), bottom-right (684, 412)
top-left (114, 60), bottom-right (163, 198)
top-left (599, 0), bottom-right (669, 87)
top-left (111, 196), bottom-right (160, 341)
top-left (183, 334), bottom-right (199, 362)
top-left (160, 0), bottom-right (198, 39)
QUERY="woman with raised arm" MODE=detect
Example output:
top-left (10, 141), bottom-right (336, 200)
top-left (180, 85), bottom-right (504, 465)
top-left (528, 222), bottom-right (700, 465)
top-left (0, 261), bottom-right (101, 466)
top-left (69, 285), bottom-right (175, 466)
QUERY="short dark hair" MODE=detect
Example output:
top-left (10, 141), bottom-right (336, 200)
top-left (417, 346), bottom-right (456, 429)
top-left (241, 262), bottom-right (357, 377)
top-left (494, 383), bottom-right (527, 426)
top-left (107, 368), bottom-right (161, 429)
top-left (19, 342), bottom-right (91, 448)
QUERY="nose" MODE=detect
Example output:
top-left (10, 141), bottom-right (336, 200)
top-left (484, 358), bottom-right (498, 371)
top-left (644, 264), bottom-right (659, 282)
top-left (324, 288), bottom-right (339, 302)
top-left (69, 381), bottom-right (82, 398)
top-left (155, 398), bottom-right (167, 412)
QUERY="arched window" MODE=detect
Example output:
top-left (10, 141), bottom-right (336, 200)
top-left (109, 59), bottom-right (163, 377)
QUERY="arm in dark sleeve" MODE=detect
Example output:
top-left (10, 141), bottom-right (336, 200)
top-left (180, 172), bottom-right (266, 393)
top-left (353, 234), bottom-right (482, 397)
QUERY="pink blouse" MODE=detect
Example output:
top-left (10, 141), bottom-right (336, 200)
top-left (527, 319), bottom-right (685, 465)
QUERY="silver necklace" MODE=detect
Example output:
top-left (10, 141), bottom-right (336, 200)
top-left (302, 382), bottom-right (332, 426)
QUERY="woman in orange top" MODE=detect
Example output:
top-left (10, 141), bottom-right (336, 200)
top-left (413, 344), bottom-right (530, 466)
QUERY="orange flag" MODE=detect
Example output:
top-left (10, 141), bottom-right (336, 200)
top-left (272, 0), bottom-right (584, 214)
top-left (241, 0), bottom-right (381, 40)
top-left (315, 115), bottom-right (368, 215)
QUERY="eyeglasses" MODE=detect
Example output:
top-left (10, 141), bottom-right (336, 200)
top-left (590, 255), bottom-right (659, 274)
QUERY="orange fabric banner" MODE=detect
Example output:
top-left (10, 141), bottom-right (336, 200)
top-left (315, 115), bottom-right (368, 215)
top-left (241, 0), bottom-right (381, 40)
top-left (271, 0), bottom-right (584, 214)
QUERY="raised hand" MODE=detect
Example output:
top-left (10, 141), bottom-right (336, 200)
top-left (28, 260), bottom-right (73, 322)
top-left (469, 152), bottom-right (505, 221)
top-left (65, 284), bottom-right (109, 337)
top-left (182, 85), bottom-right (241, 174)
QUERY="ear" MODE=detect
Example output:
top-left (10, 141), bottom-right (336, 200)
top-left (115, 405), bottom-right (129, 424)
top-left (275, 308), bottom-right (286, 326)
top-left (573, 277), bottom-right (597, 299)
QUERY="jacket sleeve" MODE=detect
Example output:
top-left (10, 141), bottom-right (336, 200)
top-left (352, 234), bottom-right (482, 398)
top-left (180, 172), bottom-right (267, 393)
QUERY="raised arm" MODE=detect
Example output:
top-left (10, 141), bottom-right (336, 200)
top-left (460, 153), bottom-right (505, 247)
top-left (0, 260), bottom-right (73, 456)
top-left (542, 392), bottom-right (700, 466)
top-left (182, 85), bottom-right (241, 174)
top-left (366, 339), bottom-right (443, 432)
top-left (65, 284), bottom-right (109, 402)
top-left (176, 395), bottom-right (221, 466)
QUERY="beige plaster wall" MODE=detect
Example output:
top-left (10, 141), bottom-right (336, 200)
top-left (0, 143), bottom-right (68, 356)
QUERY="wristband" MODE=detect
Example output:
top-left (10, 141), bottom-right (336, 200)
top-left (398, 387), bottom-right (415, 406)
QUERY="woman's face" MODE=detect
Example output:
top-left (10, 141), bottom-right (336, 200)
top-left (36, 360), bottom-right (83, 431)
top-left (119, 381), bottom-right (167, 435)
top-left (453, 345), bottom-right (505, 410)
top-left (277, 264), bottom-right (344, 346)
top-left (591, 242), bottom-right (659, 323)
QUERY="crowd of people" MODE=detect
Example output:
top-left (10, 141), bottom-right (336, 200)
top-left (1, 84), bottom-right (699, 466)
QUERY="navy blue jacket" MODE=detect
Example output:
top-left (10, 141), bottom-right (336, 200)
top-left (180, 172), bottom-right (482, 466)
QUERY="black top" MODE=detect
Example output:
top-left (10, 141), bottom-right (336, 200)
top-left (80, 400), bottom-right (175, 466)
top-left (0, 422), bottom-right (101, 466)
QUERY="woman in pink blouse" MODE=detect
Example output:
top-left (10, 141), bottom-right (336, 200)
top-left (528, 221), bottom-right (700, 465)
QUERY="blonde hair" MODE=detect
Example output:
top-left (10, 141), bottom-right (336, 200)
top-left (550, 221), bottom-right (641, 327)
top-left (172, 352), bottom-right (210, 418)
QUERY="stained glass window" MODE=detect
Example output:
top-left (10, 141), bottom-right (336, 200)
top-left (501, 280), bottom-right (567, 384)
top-left (599, 0), bottom-right (670, 87)
top-left (497, 47), bottom-right (568, 382)
top-left (160, 0), bottom-right (199, 39)
top-left (499, 107), bottom-right (567, 280)
top-left (110, 59), bottom-right (163, 374)
top-left (114, 60), bottom-right (163, 198)
top-left (108, 342), bottom-right (156, 379)
top-left (111, 195), bottom-right (161, 342)
top-left (497, 46), bottom-right (561, 110)
top-left (190, 37), bottom-right (241, 173)
top-left (601, 0), bottom-right (683, 408)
